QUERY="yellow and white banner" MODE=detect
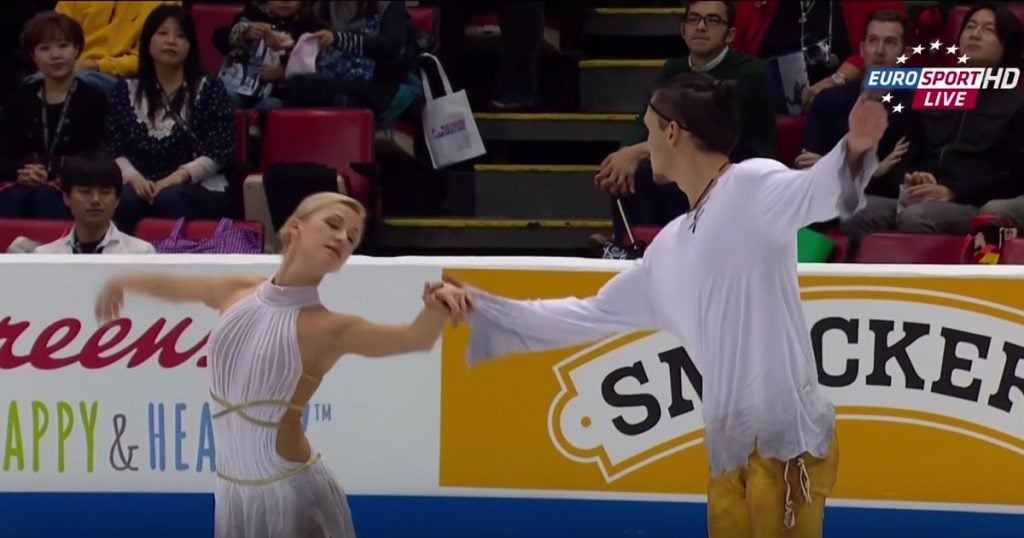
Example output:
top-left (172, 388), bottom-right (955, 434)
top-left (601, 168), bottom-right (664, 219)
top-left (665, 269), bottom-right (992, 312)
top-left (0, 255), bottom-right (1021, 515)
top-left (439, 265), bottom-right (1024, 509)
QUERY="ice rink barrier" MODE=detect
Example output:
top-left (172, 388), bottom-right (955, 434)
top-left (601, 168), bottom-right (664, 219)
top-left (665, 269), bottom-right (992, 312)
top-left (0, 255), bottom-right (1022, 537)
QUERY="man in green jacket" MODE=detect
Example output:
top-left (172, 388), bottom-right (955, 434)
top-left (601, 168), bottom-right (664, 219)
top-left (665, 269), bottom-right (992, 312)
top-left (592, 0), bottom-right (777, 258)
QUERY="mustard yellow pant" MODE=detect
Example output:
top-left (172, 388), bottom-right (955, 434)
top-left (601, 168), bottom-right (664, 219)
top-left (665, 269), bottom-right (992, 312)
top-left (707, 433), bottom-right (839, 538)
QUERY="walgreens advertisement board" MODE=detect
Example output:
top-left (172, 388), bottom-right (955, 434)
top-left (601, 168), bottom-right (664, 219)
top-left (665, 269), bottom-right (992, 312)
top-left (0, 256), bottom-right (1022, 538)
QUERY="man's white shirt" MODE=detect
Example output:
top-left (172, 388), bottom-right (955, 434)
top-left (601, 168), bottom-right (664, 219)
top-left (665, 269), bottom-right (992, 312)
top-left (465, 138), bottom-right (878, 476)
top-left (33, 223), bottom-right (156, 254)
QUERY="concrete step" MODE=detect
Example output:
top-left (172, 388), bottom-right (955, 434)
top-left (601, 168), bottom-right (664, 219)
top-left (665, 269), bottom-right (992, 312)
top-left (585, 7), bottom-right (685, 37)
top-left (579, 59), bottom-right (664, 113)
top-left (473, 164), bottom-right (607, 219)
top-left (475, 112), bottom-right (635, 143)
top-left (379, 217), bottom-right (611, 251)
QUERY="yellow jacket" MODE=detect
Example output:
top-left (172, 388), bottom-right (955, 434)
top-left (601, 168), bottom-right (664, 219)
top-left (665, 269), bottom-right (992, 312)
top-left (55, 1), bottom-right (180, 77)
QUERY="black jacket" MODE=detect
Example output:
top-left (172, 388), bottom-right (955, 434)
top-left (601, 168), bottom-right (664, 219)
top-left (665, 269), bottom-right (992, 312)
top-left (0, 79), bottom-right (107, 182)
top-left (896, 88), bottom-right (1024, 207)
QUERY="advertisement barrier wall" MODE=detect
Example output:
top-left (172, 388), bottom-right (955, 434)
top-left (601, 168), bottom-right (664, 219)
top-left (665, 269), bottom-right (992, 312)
top-left (1, 255), bottom-right (1022, 537)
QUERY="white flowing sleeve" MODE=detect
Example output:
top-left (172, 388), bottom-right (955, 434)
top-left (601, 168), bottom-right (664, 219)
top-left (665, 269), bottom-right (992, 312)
top-left (753, 135), bottom-right (879, 238)
top-left (464, 261), bottom-right (659, 367)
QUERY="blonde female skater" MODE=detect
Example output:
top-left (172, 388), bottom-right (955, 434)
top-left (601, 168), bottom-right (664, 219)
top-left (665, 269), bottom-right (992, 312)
top-left (94, 192), bottom-right (470, 538)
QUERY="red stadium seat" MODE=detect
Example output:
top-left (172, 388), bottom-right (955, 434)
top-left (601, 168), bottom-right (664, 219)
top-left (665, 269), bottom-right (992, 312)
top-left (191, 3), bottom-right (243, 75)
top-left (0, 219), bottom-right (72, 251)
top-left (999, 238), bottom-right (1024, 264)
top-left (775, 114), bottom-right (806, 168)
top-left (258, 108), bottom-right (374, 204)
top-left (134, 218), bottom-right (263, 246)
top-left (854, 233), bottom-right (967, 264)
top-left (247, 109), bottom-right (377, 252)
top-left (407, 6), bottom-right (439, 44)
top-left (1011, 4), bottom-right (1024, 29)
top-left (631, 225), bottom-right (662, 247)
top-left (823, 230), bottom-right (848, 263)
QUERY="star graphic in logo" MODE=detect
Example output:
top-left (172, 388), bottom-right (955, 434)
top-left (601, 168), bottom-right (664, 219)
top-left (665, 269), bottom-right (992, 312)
top-left (874, 43), bottom-right (975, 115)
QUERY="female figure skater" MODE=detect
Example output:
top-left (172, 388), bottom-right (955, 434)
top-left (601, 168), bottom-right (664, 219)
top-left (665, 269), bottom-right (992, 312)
top-left (455, 73), bottom-right (888, 538)
top-left (95, 192), bottom-right (470, 538)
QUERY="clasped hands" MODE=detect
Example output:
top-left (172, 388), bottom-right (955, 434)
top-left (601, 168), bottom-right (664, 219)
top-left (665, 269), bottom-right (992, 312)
top-left (422, 276), bottom-right (472, 324)
top-left (901, 171), bottom-right (953, 204)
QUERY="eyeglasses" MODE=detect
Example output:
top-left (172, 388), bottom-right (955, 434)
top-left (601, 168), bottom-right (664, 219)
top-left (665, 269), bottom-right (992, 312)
top-left (684, 13), bottom-right (728, 28)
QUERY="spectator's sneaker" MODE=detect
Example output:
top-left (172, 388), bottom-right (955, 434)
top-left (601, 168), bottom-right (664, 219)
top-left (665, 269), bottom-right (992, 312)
top-left (487, 98), bottom-right (537, 112)
top-left (602, 242), bottom-right (629, 259)
top-left (585, 233), bottom-right (630, 259)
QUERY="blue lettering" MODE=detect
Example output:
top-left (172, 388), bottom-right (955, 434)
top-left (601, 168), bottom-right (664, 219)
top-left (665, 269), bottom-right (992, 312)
top-left (196, 403), bottom-right (216, 473)
top-left (174, 403), bottom-right (189, 471)
top-left (864, 67), bottom-right (921, 89)
top-left (147, 403), bottom-right (165, 471)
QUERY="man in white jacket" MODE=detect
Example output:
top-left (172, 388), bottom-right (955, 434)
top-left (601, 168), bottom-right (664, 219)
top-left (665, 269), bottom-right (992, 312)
top-left (457, 72), bottom-right (887, 537)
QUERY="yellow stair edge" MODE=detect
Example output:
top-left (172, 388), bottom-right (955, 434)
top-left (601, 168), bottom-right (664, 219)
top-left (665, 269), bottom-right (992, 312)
top-left (474, 164), bottom-right (600, 173)
top-left (580, 59), bottom-right (667, 69)
top-left (383, 218), bottom-right (612, 229)
top-left (592, 7), bottom-right (686, 16)
top-left (474, 112), bottom-right (635, 122)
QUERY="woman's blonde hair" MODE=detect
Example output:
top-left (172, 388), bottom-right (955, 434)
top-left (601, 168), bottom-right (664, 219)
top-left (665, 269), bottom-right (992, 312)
top-left (279, 192), bottom-right (366, 250)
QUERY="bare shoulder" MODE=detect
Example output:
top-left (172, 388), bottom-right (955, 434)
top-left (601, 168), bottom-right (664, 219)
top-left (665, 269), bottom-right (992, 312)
top-left (213, 274), bottom-right (267, 311)
top-left (221, 274), bottom-right (266, 289)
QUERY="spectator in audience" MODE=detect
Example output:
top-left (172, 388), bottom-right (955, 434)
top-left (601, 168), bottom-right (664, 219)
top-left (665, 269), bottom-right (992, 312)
top-left (33, 152), bottom-right (156, 254)
top-left (797, 9), bottom-right (911, 200)
top-left (590, 0), bottom-right (776, 259)
top-left (420, 0), bottom-right (584, 111)
top-left (284, 1), bottom-right (411, 122)
top-left (106, 5), bottom-right (234, 234)
top-left (840, 2), bottom-right (1024, 246)
top-left (51, 1), bottom-right (176, 93)
top-left (219, 1), bottom-right (327, 114)
top-left (0, 11), bottom-right (107, 219)
top-left (0, 1), bottom-right (56, 107)
top-left (732, 0), bottom-right (906, 113)
top-left (488, 1), bottom-right (545, 112)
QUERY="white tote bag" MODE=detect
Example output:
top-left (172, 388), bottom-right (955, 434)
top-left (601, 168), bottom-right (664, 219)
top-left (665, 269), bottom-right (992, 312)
top-left (419, 53), bottom-right (486, 169)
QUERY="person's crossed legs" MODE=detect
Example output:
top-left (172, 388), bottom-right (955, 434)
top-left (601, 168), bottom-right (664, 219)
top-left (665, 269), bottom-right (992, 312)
top-left (840, 196), bottom-right (978, 259)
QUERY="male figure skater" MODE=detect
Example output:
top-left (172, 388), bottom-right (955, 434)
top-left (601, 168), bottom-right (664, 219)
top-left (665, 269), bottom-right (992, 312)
top-left (456, 72), bottom-right (887, 537)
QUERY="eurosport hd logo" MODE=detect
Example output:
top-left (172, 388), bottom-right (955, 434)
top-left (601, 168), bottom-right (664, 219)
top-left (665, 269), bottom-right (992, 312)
top-left (865, 39), bottom-right (1020, 112)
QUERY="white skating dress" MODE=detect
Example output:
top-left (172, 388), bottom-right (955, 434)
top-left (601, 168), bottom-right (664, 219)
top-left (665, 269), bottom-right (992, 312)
top-left (207, 279), bottom-right (355, 538)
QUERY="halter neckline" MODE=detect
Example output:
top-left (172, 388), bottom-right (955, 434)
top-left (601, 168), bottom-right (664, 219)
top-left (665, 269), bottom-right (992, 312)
top-left (257, 279), bottom-right (321, 308)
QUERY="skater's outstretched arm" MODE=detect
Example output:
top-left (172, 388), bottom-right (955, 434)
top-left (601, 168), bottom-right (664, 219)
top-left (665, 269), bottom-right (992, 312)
top-left (95, 273), bottom-right (264, 321)
top-left (750, 94), bottom-right (887, 237)
top-left (323, 281), bottom-right (470, 359)
top-left (450, 262), bottom-right (659, 367)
